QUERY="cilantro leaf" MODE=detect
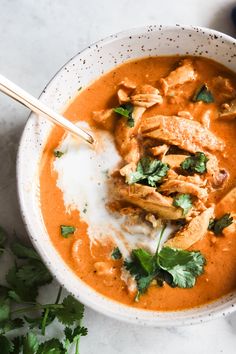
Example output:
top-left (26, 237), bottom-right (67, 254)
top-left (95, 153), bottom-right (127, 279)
top-left (64, 325), bottom-right (88, 349)
top-left (173, 194), bottom-right (193, 215)
top-left (127, 157), bottom-right (169, 187)
top-left (0, 226), bottom-right (7, 254)
top-left (6, 260), bottom-right (52, 302)
top-left (0, 335), bottom-right (14, 354)
top-left (37, 339), bottom-right (65, 354)
top-left (11, 242), bottom-right (40, 261)
top-left (208, 213), bottom-right (233, 235)
top-left (113, 103), bottom-right (134, 127)
top-left (158, 247), bottom-right (205, 288)
top-left (17, 260), bottom-right (52, 288)
top-left (0, 297), bottom-right (10, 323)
top-left (131, 249), bottom-right (155, 274)
top-left (53, 150), bottom-right (64, 158)
top-left (55, 295), bottom-right (84, 326)
top-left (60, 225), bottom-right (76, 238)
top-left (181, 152), bottom-right (208, 174)
top-left (193, 84), bottom-right (214, 103)
top-left (23, 332), bottom-right (39, 354)
top-left (111, 247), bottom-right (122, 260)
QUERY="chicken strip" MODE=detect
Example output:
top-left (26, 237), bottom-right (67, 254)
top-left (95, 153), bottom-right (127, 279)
top-left (114, 180), bottom-right (183, 219)
top-left (159, 179), bottom-right (208, 200)
top-left (141, 115), bottom-right (225, 153)
top-left (165, 207), bottom-right (214, 249)
top-left (159, 59), bottom-right (197, 95)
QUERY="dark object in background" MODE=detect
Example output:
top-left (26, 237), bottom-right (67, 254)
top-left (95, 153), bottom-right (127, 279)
top-left (231, 6), bottom-right (236, 26)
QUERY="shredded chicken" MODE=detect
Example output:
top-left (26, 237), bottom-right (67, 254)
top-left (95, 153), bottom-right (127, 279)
top-left (219, 98), bottom-right (236, 120)
top-left (92, 109), bottom-right (115, 130)
top-left (130, 84), bottom-right (163, 108)
top-left (159, 59), bottom-right (197, 95)
top-left (119, 162), bottom-right (136, 179)
top-left (119, 77), bottom-right (136, 89)
top-left (206, 154), bottom-right (228, 189)
top-left (114, 179), bottom-right (183, 219)
top-left (150, 144), bottom-right (169, 157)
top-left (94, 262), bottom-right (114, 276)
top-left (165, 207), bottom-right (214, 249)
top-left (159, 179), bottom-right (208, 200)
top-left (162, 154), bottom-right (188, 169)
top-left (210, 76), bottom-right (236, 103)
top-left (141, 115), bottom-right (225, 153)
top-left (115, 85), bottom-right (163, 163)
top-left (117, 88), bottom-right (130, 104)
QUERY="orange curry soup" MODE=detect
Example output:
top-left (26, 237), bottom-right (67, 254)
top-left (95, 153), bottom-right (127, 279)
top-left (40, 56), bottom-right (236, 311)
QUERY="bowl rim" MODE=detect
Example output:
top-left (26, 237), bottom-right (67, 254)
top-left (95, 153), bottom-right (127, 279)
top-left (17, 24), bottom-right (236, 327)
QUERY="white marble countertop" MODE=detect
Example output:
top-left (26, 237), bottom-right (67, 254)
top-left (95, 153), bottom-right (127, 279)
top-left (1, 0), bottom-right (236, 353)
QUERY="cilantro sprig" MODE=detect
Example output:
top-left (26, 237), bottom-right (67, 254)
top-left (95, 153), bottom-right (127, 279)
top-left (173, 194), bottom-right (193, 215)
top-left (127, 156), bottom-right (169, 187)
top-left (0, 234), bottom-right (87, 354)
top-left (113, 103), bottom-right (135, 127)
top-left (181, 152), bottom-right (208, 174)
top-left (124, 226), bottom-right (205, 300)
top-left (208, 213), bottom-right (233, 235)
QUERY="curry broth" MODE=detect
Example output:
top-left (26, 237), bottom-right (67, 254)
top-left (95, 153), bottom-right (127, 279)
top-left (40, 56), bottom-right (236, 311)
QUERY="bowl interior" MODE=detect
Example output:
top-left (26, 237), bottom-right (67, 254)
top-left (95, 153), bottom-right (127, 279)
top-left (17, 25), bottom-right (236, 326)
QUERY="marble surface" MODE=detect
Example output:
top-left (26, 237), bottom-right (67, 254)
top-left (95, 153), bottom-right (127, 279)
top-left (0, 0), bottom-right (236, 353)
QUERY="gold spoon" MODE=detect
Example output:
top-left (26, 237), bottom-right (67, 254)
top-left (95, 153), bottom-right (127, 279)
top-left (0, 74), bottom-right (95, 145)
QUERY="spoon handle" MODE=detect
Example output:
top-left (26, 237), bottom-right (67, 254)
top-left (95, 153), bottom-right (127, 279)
top-left (0, 74), bottom-right (94, 145)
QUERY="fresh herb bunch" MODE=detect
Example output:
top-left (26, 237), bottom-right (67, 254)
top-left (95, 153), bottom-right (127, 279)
top-left (181, 152), bottom-right (208, 175)
top-left (113, 103), bottom-right (135, 127)
top-left (0, 227), bottom-right (87, 354)
top-left (127, 157), bottom-right (169, 187)
top-left (124, 226), bottom-right (205, 301)
top-left (208, 213), bottom-right (233, 235)
top-left (193, 84), bottom-right (214, 103)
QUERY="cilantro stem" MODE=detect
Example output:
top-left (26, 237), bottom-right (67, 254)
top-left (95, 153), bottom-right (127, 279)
top-left (11, 303), bottom-right (63, 315)
top-left (75, 338), bottom-right (80, 354)
top-left (41, 307), bottom-right (49, 335)
top-left (55, 286), bottom-right (62, 304)
top-left (155, 225), bottom-right (167, 256)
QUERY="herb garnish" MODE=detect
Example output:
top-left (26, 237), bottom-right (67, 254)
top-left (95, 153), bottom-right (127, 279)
top-left (0, 236), bottom-right (87, 353)
top-left (193, 84), bottom-right (214, 103)
top-left (173, 194), bottom-right (193, 215)
top-left (111, 247), bottom-right (122, 260)
top-left (60, 225), bottom-right (76, 238)
top-left (208, 213), bottom-right (233, 235)
top-left (181, 152), bottom-right (208, 174)
top-left (113, 103), bottom-right (134, 127)
top-left (127, 156), bottom-right (169, 187)
top-left (124, 226), bottom-right (205, 300)
top-left (53, 150), bottom-right (64, 158)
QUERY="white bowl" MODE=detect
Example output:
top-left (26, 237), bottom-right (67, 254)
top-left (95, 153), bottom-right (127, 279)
top-left (17, 25), bottom-right (236, 326)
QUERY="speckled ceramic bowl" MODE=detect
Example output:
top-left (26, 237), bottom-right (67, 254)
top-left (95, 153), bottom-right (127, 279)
top-left (17, 25), bottom-right (236, 326)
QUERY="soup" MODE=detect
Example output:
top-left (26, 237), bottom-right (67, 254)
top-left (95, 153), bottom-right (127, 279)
top-left (40, 56), bottom-right (236, 311)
